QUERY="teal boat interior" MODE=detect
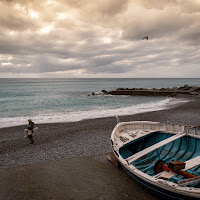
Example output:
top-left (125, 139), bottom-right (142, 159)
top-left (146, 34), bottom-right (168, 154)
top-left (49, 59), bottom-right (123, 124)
top-left (119, 131), bottom-right (200, 188)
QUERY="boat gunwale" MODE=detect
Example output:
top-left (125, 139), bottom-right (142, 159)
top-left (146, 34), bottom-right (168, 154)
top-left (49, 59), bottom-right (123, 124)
top-left (111, 121), bottom-right (200, 198)
top-left (119, 160), bottom-right (200, 199)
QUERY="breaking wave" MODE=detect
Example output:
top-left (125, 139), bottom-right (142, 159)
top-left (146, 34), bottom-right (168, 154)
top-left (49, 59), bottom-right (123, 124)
top-left (0, 98), bottom-right (190, 128)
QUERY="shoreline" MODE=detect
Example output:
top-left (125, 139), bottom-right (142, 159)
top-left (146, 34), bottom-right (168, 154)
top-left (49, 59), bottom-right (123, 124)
top-left (0, 95), bottom-right (194, 129)
top-left (0, 96), bottom-right (200, 169)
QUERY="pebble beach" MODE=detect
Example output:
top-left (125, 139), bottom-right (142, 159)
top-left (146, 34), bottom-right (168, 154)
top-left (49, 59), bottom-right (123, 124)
top-left (1, 96), bottom-right (200, 169)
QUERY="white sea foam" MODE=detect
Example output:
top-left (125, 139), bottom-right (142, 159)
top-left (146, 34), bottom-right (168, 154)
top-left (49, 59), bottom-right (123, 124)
top-left (0, 98), bottom-right (190, 128)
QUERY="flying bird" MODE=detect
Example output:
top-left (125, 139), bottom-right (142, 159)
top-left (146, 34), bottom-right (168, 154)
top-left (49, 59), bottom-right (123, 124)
top-left (142, 36), bottom-right (148, 40)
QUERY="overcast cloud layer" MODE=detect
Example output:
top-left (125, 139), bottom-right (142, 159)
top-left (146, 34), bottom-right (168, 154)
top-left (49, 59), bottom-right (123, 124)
top-left (0, 0), bottom-right (200, 78)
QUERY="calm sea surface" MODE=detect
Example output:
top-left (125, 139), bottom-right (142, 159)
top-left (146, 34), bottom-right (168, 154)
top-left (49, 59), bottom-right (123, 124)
top-left (0, 78), bottom-right (199, 128)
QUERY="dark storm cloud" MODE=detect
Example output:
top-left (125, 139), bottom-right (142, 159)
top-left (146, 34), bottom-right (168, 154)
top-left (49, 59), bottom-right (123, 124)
top-left (0, 0), bottom-right (200, 77)
top-left (0, 15), bottom-right (35, 31)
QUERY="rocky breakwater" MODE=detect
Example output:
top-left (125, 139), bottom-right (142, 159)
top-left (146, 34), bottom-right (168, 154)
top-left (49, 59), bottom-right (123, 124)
top-left (99, 85), bottom-right (200, 97)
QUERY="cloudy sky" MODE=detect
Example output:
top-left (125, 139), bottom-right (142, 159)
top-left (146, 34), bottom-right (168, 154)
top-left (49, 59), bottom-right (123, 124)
top-left (0, 0), bottom-right (200, 78)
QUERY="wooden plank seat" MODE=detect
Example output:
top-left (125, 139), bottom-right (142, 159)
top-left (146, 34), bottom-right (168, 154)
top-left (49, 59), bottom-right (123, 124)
top-left (154, 156), bottom-right (200, 180)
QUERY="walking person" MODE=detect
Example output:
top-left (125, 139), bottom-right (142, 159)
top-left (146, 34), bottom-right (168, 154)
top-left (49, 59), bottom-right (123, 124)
top-left (24, 119), bottom-right (35, 144)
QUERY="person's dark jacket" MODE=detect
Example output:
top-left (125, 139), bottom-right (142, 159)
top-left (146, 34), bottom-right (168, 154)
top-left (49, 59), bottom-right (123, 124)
top-left (27, 121), bottom-right (34, 131)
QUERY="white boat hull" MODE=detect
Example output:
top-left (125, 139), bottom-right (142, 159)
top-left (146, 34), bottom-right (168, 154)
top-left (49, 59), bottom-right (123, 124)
top-left (111, 121), bottom-right (200, 200)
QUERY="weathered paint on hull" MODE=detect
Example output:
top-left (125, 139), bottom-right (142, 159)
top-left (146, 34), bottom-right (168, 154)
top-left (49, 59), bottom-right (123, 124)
top-left (120, 162), bottom-right (199, 200)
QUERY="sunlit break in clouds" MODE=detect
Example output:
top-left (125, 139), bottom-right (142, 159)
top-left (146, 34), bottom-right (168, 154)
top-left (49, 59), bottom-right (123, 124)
top-left (0, 0), bottom-right (200, 78)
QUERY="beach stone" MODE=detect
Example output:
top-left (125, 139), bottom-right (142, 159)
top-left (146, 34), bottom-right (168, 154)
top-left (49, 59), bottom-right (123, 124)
top-left (0, 96), bottom-right (200, 169)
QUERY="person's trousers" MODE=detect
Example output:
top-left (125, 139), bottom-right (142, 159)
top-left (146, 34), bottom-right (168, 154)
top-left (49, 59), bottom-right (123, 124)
top-left (28, 135), bottom-right (34, 144)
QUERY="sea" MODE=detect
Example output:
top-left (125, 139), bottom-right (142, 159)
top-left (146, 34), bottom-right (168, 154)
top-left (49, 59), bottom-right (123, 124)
top-left (0, 78), bottom-right (199, 128)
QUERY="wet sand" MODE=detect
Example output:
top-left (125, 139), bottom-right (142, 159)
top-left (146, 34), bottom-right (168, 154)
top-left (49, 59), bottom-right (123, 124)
top-left (0, 96), bottom-right (200, 199)
top-left (0, 154), bottom-right (160, 200)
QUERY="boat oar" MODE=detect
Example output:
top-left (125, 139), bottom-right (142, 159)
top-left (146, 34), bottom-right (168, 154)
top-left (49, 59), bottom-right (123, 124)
top-left (154, 160), bottom-right (197, 179)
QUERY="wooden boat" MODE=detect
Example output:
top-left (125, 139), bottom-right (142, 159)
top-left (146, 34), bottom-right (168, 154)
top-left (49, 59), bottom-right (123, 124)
top-left (111, 121), bottom-right (200, 200)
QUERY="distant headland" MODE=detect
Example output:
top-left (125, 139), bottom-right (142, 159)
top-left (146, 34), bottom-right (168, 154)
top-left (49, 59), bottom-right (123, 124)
top-left (92, 85), bottom-right (200, 97)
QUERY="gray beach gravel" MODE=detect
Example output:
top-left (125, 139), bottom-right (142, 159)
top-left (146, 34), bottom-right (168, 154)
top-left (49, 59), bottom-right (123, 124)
top-left (1, 97), bottom-right (200, 169)
top-left (0, 96), bottom-right (200, 200)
